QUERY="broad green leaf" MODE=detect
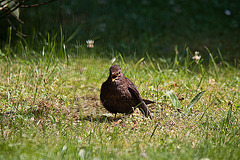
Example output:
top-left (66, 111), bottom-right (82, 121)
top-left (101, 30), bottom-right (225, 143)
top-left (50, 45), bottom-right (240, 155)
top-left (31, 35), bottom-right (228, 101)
top-left (12, 8), bottom-right (19, 18)
top-left (186, 90), bottom-right (205, 110)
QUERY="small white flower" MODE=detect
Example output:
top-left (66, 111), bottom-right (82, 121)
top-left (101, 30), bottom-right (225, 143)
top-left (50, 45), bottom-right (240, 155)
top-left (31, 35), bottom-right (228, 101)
top-left (86, 40), bottom-right (94, 48)
top-left (224, 9), bottom-right (231, 16)
top-left (192, 51), bottom-right (201, 63)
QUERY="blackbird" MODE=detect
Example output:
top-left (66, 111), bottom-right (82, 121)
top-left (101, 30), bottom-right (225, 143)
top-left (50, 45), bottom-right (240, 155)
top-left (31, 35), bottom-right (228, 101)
top-left (100, 65), bottom-right (154, 118)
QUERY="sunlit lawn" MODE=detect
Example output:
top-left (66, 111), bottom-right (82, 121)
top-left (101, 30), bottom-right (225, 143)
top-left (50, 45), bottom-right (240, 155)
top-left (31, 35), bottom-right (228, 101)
top-left (0, 43), bottom-right (239, 159)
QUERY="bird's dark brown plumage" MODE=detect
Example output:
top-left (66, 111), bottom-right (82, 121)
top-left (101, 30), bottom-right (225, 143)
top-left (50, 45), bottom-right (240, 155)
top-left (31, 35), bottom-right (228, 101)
top-left (100, 65), bottom-right (153, 118)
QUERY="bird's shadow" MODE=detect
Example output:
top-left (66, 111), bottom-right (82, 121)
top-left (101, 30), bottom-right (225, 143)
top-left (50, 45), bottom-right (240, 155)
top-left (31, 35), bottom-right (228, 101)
top-left (77, 115), bottom-right (122, 123)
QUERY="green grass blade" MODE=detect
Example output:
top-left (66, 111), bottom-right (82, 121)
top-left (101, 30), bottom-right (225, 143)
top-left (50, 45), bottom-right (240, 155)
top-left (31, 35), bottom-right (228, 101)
top-left (146, 52), bottom-right (156, 71)
top-left (223, 104), bottom-right (232, 129)
top-left (186, 90), bottom-right (205, 111)
top-left (173, 45), bottom-right (179, 70)
top-left (66, 26), bottom-right (81, 43)
top-left (209, 53), bottom-right (219, 78)
top-left (149, 123), bottom-right (161, 140)
top-left (197, 71), bottom-right (205, 90)
top-left (205, 47), bottom-right (219, 78)
top-left (134, 57), bottom-right (144, 68)
top-left (217, 48), bottom-right (226, 68)
top-left (199, 100), bottom-right (215, 121)
top-left (166, 90), bottom-right (181, 109)
top-left (119, 52), bottom-right (125, 65)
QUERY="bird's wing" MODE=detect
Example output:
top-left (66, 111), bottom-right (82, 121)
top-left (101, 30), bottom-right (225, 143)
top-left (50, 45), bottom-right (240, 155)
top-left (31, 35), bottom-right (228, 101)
top-left (127, 79), bottom-right (152, 119)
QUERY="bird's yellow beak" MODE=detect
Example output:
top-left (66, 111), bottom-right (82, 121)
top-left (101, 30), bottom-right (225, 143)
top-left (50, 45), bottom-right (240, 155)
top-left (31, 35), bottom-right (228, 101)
top-left (111, 74), bottom-right (117, 82)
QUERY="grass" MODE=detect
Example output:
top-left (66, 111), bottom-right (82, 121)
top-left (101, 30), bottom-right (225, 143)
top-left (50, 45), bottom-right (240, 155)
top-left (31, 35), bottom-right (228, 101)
top-left (1, 1), bottom-right (240, 158)
top-left (0, 34), bottom-right (239, 160)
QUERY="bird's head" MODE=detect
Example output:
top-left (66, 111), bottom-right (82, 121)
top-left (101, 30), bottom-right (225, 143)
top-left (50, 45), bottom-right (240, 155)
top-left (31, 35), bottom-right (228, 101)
top-left (109, 65), bottom-right (123, 82)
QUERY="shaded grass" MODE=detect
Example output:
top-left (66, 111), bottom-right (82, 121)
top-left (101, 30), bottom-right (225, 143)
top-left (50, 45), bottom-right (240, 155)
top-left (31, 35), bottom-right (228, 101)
top-left (2, 0), bottom-right (240, 61)
top-left (0, 46), bottom-right (240, 159)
